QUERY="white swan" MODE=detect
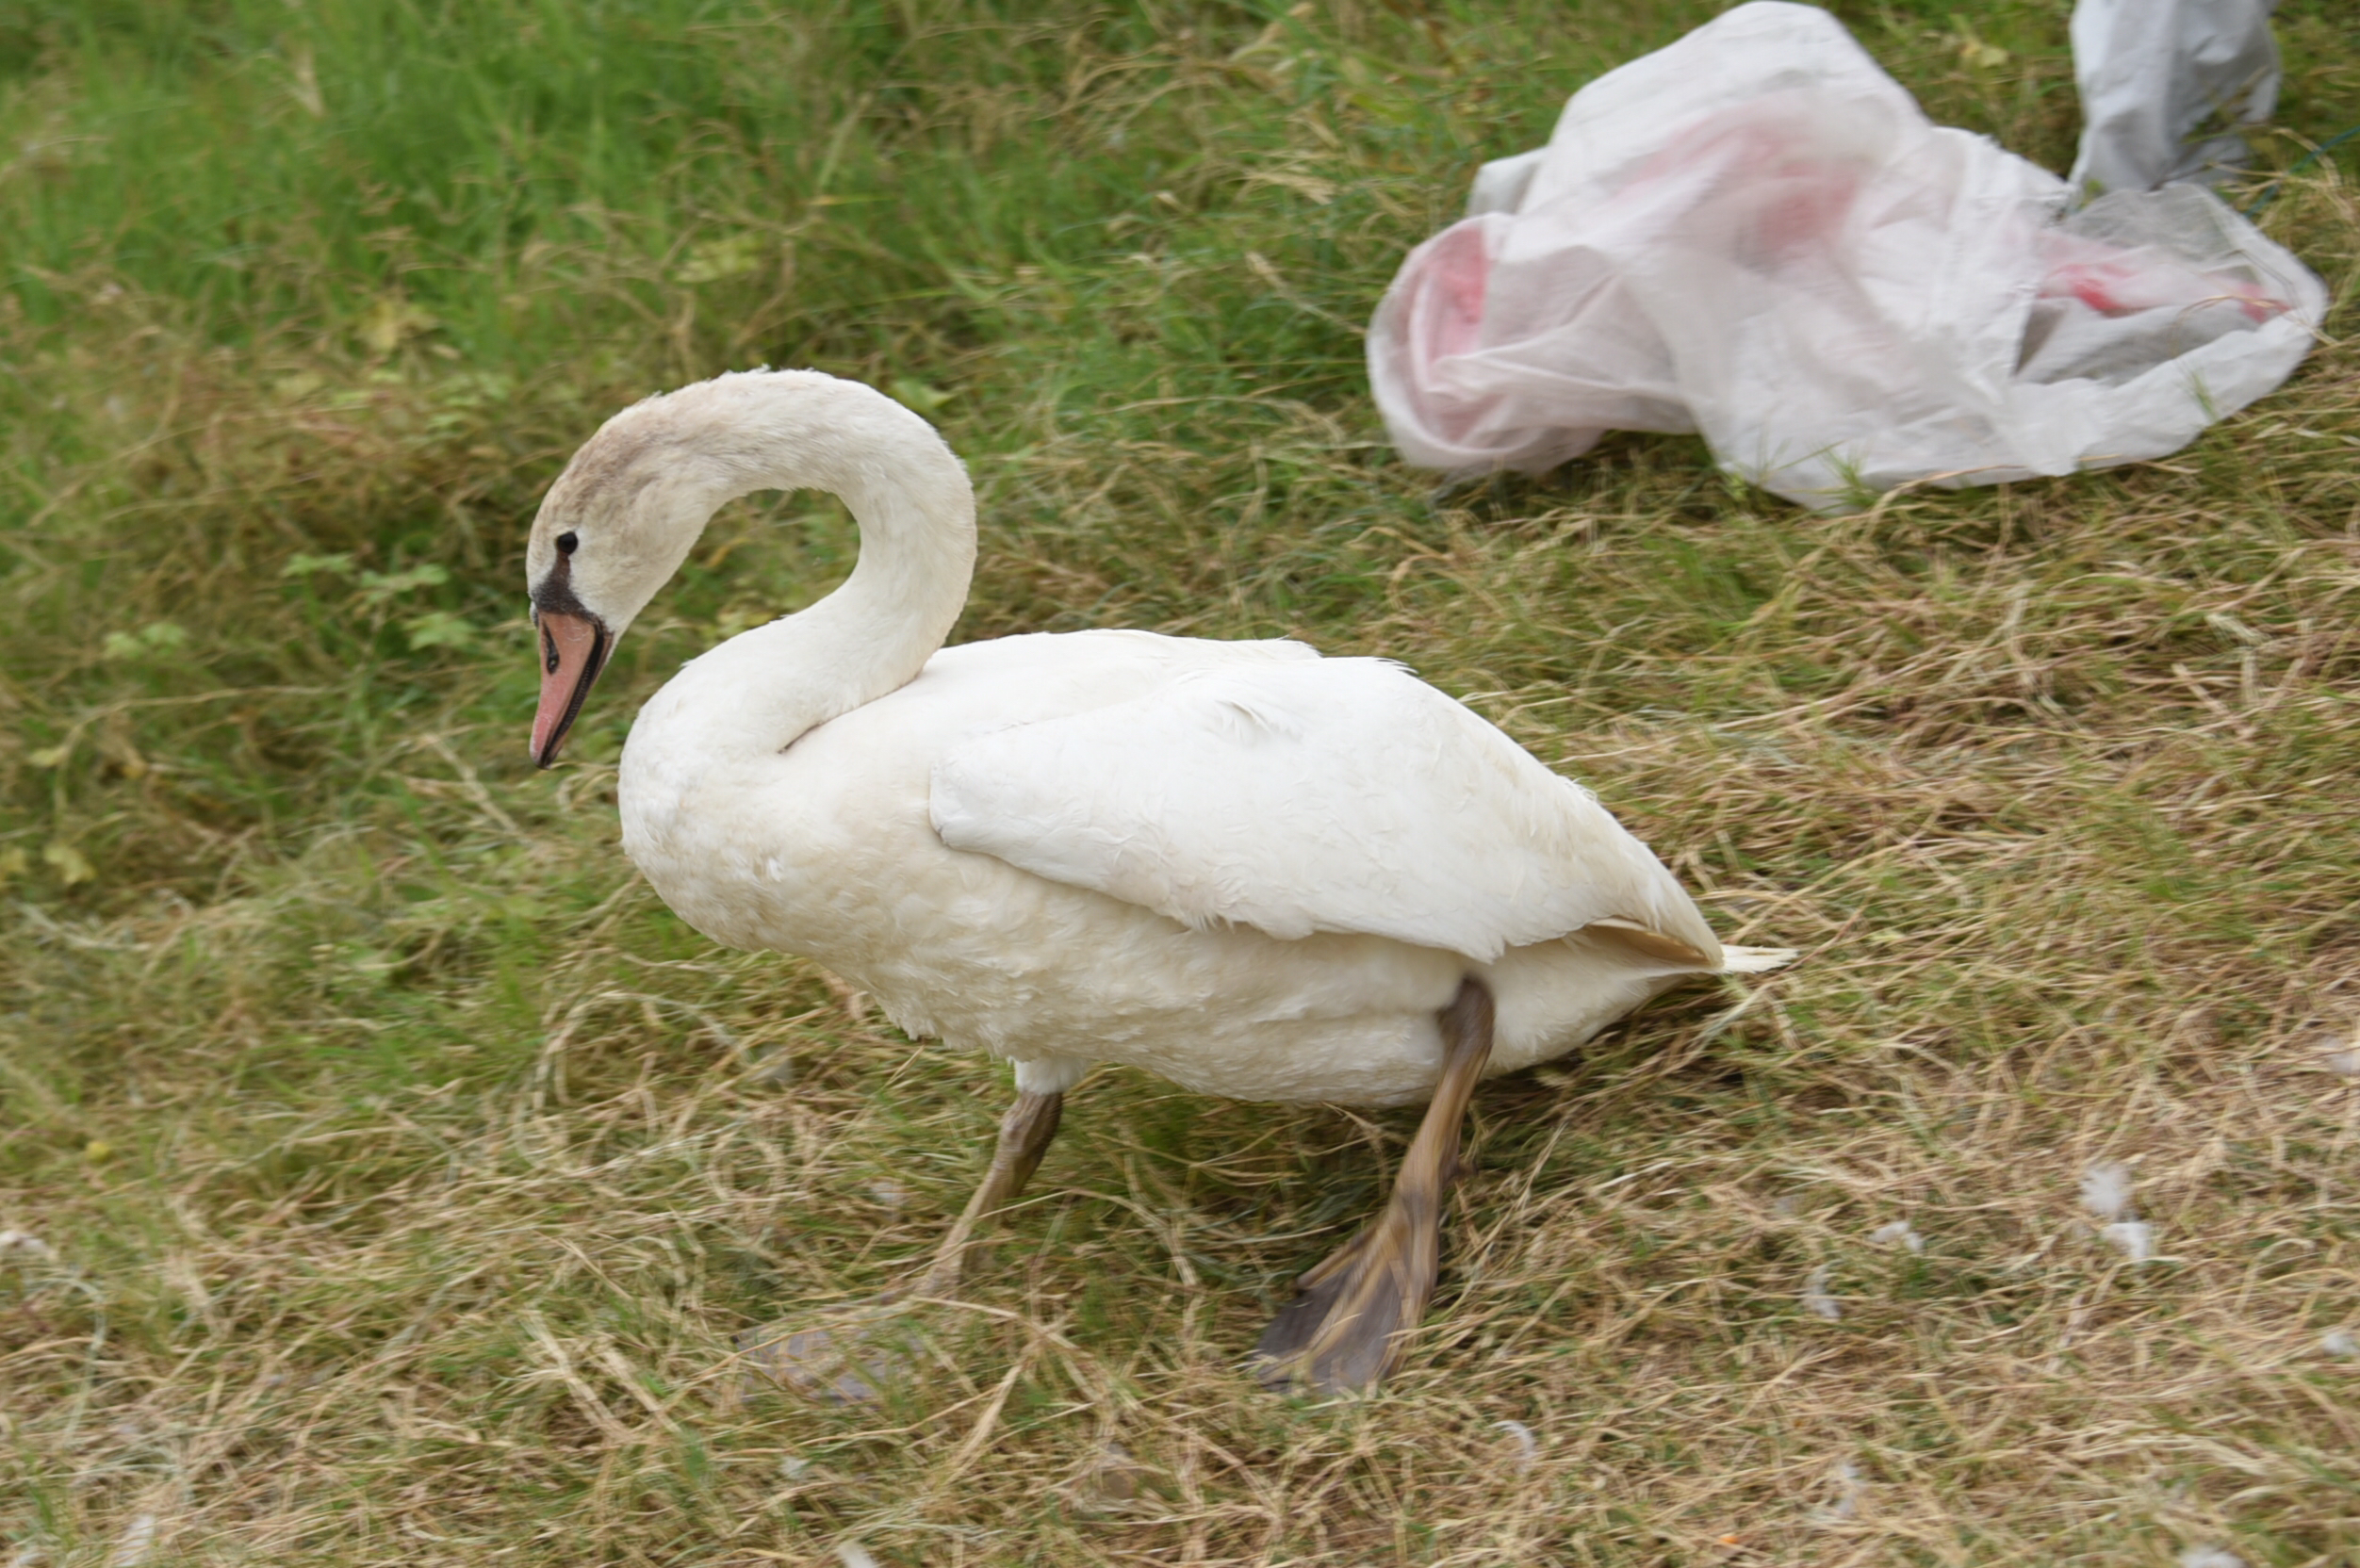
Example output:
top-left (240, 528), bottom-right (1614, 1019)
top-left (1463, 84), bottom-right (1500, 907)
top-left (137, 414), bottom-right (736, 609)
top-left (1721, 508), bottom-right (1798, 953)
top-left (524, 369), bottom-right (1788, 1392)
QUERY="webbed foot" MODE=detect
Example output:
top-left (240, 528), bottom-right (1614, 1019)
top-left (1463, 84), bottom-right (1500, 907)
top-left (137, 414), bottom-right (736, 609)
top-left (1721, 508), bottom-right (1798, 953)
top-left (1253, 978), bottom-right (1493, 1395)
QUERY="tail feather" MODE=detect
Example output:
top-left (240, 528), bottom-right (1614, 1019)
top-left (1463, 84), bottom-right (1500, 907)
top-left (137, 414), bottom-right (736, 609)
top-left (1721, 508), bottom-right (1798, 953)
top-left (1719, 944), bottom-right (1797, 974)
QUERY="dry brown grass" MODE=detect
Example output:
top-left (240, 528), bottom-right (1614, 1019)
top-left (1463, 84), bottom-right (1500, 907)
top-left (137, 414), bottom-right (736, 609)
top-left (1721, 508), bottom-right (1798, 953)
top-left (4, 2), bottom-right (2360, 1563)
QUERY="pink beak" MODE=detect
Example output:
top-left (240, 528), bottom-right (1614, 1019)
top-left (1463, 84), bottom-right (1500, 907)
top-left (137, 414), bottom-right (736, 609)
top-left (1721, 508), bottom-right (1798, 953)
top-left (531, 609), bottom-right (607, 768)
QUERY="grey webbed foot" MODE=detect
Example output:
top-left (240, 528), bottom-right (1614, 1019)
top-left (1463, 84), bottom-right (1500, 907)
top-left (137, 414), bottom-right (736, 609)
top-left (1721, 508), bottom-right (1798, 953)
top-left (1254, 978), bottom-right (1494, 1395)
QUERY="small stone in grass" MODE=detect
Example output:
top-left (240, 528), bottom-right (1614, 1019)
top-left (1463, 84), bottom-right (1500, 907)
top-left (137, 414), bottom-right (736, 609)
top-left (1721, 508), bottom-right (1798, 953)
top-left (1801, 1264), bottom-right (1842, 1321)
top-left (1064, 1442), bottom-right (1154, 1511)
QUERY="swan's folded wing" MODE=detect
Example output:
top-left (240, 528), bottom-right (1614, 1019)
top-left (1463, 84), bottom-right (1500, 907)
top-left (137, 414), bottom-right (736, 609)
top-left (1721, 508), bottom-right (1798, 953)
top-left (928, 656), bottom-right (1719, 965)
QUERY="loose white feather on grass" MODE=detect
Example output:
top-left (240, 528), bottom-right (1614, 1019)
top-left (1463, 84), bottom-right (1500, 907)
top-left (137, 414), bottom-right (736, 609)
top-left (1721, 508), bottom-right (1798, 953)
top-left (2079, 1161), bottom-right (2134, 1221)
top-left (1869, 1220), bottom-right (1925, 1253)
top-left (2179, 1546), bottom-right (2244, 1568)
top-left (1810, 1460), bottom-right (1866, 1525)
top-left (2080, 1161), bottom-right (2159, 1262)
top-left (1495, 1420), bottom-right (1539, 1472)
top-left (106, 1515), bottom-right (156, 1568)
top-left (2099, 1220), bottom-right (2155, 1263)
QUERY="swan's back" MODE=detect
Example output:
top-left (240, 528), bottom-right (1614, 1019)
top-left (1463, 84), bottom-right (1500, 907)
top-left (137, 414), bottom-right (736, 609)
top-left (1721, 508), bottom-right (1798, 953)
top-left (932, 651), bottom-right (1718, 966)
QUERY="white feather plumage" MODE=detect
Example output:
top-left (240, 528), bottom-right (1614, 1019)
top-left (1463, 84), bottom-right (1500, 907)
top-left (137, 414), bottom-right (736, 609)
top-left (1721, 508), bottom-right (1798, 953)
top-left (931, 656), bottom-right (1716, 964)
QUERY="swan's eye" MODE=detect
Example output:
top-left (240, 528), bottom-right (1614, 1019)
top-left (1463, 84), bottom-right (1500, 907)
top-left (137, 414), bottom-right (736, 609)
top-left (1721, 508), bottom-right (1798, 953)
top-left (556, 531), bottom-right (580, 555)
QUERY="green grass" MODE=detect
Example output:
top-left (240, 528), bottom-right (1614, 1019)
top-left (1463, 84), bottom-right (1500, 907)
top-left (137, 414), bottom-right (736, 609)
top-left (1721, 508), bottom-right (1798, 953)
top-left (5, 1), bottom-right (2360, 1562)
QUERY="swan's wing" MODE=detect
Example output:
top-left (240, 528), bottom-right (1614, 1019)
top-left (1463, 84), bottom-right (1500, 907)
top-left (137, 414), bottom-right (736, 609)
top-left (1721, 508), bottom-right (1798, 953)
top-left (929, 656), bottom-right (1720, 965)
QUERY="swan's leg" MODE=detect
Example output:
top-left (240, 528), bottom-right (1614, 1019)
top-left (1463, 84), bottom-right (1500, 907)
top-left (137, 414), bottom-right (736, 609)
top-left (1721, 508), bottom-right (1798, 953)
top-left (910, 1088), bottom-right (1063, 1297)
top-left (1253, 977), bottom-right (1494, 1395)
top-left (740, 1087), bottom-right (1063, 1401)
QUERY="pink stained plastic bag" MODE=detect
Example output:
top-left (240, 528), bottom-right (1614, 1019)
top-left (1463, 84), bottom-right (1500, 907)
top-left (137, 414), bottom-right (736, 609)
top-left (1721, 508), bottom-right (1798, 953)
top-left (1367, 3), bottom-right (2326, 511)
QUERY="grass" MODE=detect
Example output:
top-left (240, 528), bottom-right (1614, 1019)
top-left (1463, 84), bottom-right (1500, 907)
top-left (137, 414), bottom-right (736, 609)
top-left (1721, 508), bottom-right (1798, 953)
top-left (2, 0), bottom-right (2358, 1561)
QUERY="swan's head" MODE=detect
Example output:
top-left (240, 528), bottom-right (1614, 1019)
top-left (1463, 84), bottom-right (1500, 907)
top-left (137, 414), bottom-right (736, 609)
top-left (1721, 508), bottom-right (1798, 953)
top-left (524, 368), bottom-right (975, 767)
top-left (523, 384), bottom-right (753, 766)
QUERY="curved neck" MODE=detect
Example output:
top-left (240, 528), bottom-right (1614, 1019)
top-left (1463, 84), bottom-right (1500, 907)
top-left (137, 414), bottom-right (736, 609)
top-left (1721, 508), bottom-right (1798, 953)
top-left (621, 378), bottom-right (977, 770)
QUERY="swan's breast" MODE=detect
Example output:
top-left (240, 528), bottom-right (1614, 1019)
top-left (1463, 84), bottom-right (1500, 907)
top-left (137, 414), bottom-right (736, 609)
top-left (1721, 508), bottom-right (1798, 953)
top-left (617, 629), bottom-right (1254, 953)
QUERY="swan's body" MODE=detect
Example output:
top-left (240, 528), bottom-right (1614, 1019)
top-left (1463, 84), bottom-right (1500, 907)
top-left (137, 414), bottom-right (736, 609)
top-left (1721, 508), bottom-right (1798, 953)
top-left (525, 368), bottom-right (1787, 1390)
top-left (624, 626), bottom-right (1745, 1105)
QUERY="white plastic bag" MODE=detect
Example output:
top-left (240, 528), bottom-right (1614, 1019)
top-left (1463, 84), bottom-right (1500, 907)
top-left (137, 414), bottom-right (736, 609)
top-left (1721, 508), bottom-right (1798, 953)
top-left (1368, 2), bottom-right (2324, 511)
top-left (2071, 0), bottom-right (2280, 197)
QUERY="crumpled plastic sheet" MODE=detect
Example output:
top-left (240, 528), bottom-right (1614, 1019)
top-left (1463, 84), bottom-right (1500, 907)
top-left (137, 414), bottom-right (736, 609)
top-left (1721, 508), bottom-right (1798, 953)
top-left (2072, 0), bottom-right (2280, 197)
top-left (1367, 2), bottom-right (2326, 511)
